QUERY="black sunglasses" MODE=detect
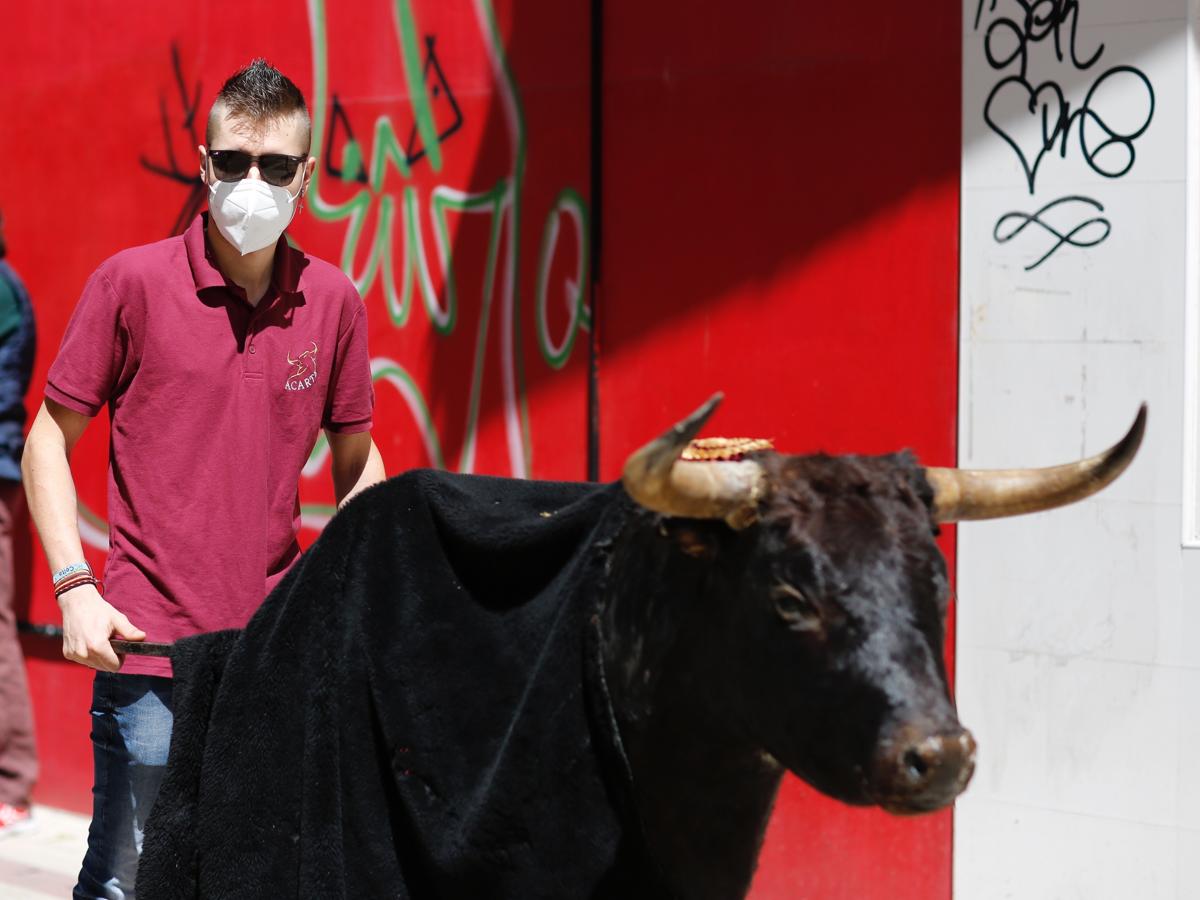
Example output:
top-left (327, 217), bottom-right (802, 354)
top-left (207, 150), bottom-right (306, 187)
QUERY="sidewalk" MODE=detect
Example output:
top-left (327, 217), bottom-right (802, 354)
top-left (0, 806), bottom-right (88, 898)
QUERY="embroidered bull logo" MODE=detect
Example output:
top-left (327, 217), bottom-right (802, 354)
top-left (285, 342), bottom-right (320, 392)
top-left (288, 342), bottom-right (319, 378)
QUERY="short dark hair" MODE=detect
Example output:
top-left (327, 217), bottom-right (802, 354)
top-left (207, 59), bottom-right (311, 151)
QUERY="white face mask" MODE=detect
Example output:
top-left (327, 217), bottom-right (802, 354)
top-left (207, 175), bottom-right (301, 256)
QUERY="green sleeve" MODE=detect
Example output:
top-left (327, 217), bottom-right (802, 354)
top-left (0, 275), bottom-right (20, 343)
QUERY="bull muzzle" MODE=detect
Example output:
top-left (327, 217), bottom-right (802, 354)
top-left (870, 723), bottom-right (977, 814)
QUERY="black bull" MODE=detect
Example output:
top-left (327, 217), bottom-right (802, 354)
top-left (129, 397), bottom-right (1144, 900)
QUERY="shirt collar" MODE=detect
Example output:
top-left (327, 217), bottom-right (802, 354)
top-left (184, 213), bottom-right (304, 299)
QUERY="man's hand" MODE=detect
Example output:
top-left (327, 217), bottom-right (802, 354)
top-left (59, 585), bottom-right (146, 672)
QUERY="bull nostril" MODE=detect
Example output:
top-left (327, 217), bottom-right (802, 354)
top-left (903, 748), bottom-right (930, 780)
top-left (901, 736), bottom-right (944, 783)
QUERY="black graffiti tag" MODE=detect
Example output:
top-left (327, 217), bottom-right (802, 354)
top-left (984, 65), bottom-right (1155, 195)
top-left (140, 43), bottom-right (206, 236)
top-left (993, 195), bottom-right (1111, 270)
top-left (976, 0), bottom-right (1104, 75)
top-left (977, 0), bottom-right (1156, 268)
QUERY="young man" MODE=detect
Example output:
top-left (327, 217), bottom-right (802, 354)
top-left (22, 60), bottom-right (385, 896)
top-left (0, 207), bottom-right (38, 838)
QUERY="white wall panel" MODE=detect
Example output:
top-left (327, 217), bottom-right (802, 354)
top-left (957, 0), bottom-right (1195, 896)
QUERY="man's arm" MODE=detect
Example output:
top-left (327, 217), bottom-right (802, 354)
top-left (23, 398), bottom-right (144, 671)
top-left (327, 430), bottom-right (386, 509)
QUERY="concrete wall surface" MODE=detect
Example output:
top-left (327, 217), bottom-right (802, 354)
top-left (957, 1), bottom-right (1198, 897)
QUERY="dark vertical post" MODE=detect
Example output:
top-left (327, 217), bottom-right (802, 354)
top-left (586, 0), bottom-right (604, 482)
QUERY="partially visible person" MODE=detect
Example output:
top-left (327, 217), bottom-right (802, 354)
top-left (0, 206), bottom-right (39, 838)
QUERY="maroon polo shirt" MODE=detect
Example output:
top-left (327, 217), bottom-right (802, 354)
top-left (47, 214), bottom-right (374, 676)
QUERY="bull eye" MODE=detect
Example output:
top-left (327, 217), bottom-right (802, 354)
top-left (770, 581), bottom-right (822, 633)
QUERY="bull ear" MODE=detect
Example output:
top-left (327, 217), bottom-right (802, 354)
top-left (622, 393), bottom-right (766, 530)
top-left (924, 405), bottom-right (1146, 522)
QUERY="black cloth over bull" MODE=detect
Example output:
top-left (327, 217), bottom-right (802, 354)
top-left (138, 470), bottom-right (670, 899)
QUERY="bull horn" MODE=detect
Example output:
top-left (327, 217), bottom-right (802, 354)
top-left (925, 405), bottom-right (1147, 522)
top-left (622, 393), bottom-right (766, 529)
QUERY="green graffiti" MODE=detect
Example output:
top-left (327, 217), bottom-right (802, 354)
top-left (393, 0), bottom-right (444, 173)
top-left (306, 0), bottom-right (591, 479)
top-left (535, 187), bottom-right (591, 370)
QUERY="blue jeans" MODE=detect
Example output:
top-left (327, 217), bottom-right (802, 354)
top-left (74, 672), bottom-right (174, 900)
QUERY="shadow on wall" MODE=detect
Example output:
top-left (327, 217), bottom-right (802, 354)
top-left (596, 2), bottom-right (964, 369)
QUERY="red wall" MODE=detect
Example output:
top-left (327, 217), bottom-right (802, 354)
top-left (0, 2), bottom-right (960, 896)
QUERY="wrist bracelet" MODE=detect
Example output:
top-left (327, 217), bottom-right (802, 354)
top-left (54, 571), bottom-right (95, 588)
top-left (52, 561), bottom-right (93, 584)
top-left (54, 575), bottom-right (102, 598)
top-left (54, 574), bottom-right (96, 592)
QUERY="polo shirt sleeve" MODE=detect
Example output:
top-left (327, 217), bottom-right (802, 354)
top-left (46, 266), bottom-right (132, 417)
top-left (323, 300), bottom-right (374, 434)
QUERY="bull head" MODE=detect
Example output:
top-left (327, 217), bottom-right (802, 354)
top-left (615, 395), bottom-right (1145, 823)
